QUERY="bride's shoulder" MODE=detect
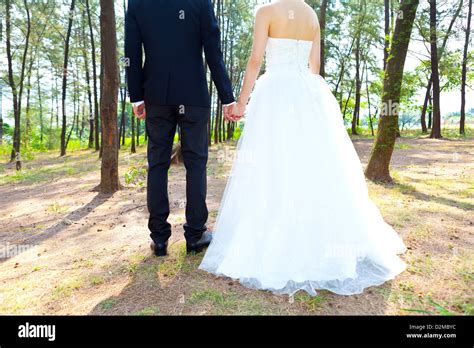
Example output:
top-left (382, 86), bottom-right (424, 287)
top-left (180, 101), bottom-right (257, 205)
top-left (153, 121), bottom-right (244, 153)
top-left (254, 3), bottom-right (274, 15)
top-left (301, 2), bottom-right (319, 17)
top-left (301, 3), bottom-right (320, 26)
top-left (253, 3), bottom-right (274, 21)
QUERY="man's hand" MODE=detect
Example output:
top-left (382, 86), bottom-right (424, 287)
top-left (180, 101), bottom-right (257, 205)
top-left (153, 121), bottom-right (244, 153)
top-left (133, 102), bottom-right (146, 120)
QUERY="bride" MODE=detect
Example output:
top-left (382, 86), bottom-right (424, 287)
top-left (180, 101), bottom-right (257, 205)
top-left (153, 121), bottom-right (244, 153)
top-left (199, 0), bottom-right (407, 296)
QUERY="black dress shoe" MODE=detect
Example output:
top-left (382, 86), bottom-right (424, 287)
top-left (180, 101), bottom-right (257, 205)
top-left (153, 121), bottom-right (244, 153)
top-left (186, 231), bottom-right (213, 254)
top-left (150, 241), bottom-right (168, 257)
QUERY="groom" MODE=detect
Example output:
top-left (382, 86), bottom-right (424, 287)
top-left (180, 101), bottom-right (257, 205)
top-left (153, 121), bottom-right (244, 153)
top-left (125, 0), bottom-right (235, 257)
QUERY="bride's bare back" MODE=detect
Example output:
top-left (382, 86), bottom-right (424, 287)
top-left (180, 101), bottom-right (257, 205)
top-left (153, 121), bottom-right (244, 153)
top-left (232, 0), bottom-right (321, 118)
top-left (268, 0), bottom-right (319, 41)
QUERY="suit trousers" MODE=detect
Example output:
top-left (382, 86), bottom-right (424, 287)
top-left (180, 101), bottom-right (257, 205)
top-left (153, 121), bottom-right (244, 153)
top-left (145, 105), bottom-right (210, 244)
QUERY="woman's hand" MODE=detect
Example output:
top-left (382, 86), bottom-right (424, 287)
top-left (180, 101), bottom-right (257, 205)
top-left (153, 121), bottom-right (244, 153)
top-left (231, 101), bottom-right (246, 121)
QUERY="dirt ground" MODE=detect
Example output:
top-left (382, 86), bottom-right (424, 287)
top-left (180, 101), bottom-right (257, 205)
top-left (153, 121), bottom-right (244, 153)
top-left (0, 137), bottom-right (472, 315)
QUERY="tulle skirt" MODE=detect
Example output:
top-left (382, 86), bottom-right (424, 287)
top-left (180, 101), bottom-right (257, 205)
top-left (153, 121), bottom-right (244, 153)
top-left (199, 70), bottom-right (407, 296)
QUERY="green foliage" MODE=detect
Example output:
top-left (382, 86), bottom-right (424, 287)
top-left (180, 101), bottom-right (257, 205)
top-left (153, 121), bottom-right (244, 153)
top-left (0, 144), bottom-right (11, 162)
top-left (124, 166), bottom-right (147, 187)
top-left (1, 0), bottom-right (472, 165)
top-left (2, 123), bottom-right (13, 138)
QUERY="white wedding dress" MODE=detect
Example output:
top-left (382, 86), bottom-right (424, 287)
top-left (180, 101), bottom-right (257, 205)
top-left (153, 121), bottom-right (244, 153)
top-left (199, 37), bottom-right (407, 296)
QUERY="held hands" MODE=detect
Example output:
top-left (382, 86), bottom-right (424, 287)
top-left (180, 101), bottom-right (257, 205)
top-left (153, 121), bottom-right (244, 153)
top-left (133, 101), bottom-right (243, 122)
top-left (224, 101), bottom-right (246, 122)
top-left (133, 103), bottom-right (146, 120)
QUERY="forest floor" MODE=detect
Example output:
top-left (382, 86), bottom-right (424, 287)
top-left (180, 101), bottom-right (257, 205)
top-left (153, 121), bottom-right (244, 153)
top-left (0, 136), bottom-right (473, 315)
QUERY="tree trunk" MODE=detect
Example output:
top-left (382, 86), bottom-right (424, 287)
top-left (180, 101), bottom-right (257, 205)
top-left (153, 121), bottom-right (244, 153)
top-left (79, 101), bottom-right (86, 142)
top-left (420, 78), bottom-right (432, 133)
top-left (60, 0), bottom-right (76, 156)
top-left (421, 0), bottom-right (462, 133)
top-left (97, 0), bottom-right (120, 193)
top-left (136, 119), bottom-right (140, 146)
top-left (119, 86), bottom-right (127, 147)
top-left (342, 83), bottom-right (354, 120)
top-left (25, 48), bottom-right (35, 149)
top-left (55, 73), bottom-right (59, 128)
top-left (365, 63), bottom-right (375, 136)
top-left (37, 54), bottom-right (44, 144)
top-left (460, 0), bottom-right (472, 135)
top-left (384, 0), bottom-right (390, 70)
top-left (99, 34), bottom-right (105, 159)
top-left (7, 0), bottom-right (31, 168)
top-left (0, 82), bottom-right (3, 145)
top-left (74, 58), bottom-right (80, 138)
top-left (86, 0), bottom-right (100, 152)
top-left (429, 0), bottom-right (442, 139)
top-left (365, 0), bottom-right (419, 182)
top-left (81, 8), bottom-right (95, 149)
top-left (131, 111), bottom-right (136, 153)
top-left (120, 0), bottom-right (127, 147)
top-left (49, 65), bottom-right (55, 140)
top-left (0, 14), bottom-right (3, 145)
top-left (352, 34), bottom-right (361, 135)
top-left (319, 0), bottom-right (328, 78)
top-left (428, 93), bottom-right (432, 129)
top-left (214, 101), bottom-right (220, 144)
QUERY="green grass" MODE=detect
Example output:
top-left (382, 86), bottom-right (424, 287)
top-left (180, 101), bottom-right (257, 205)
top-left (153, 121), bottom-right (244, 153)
top-left (89, 275), bottom-right (106, 286)
top-left (132, 306), bottom-right (160, 316)
top-left (51, 277), bottom-right (84, 300)
top-left (295, 292), bottom-right (328, 312)
top-left (394, 142), bottom-right (412, 150)
top-left (397, 126), bottom-right (474, 139)
top-left (398, 281), bottom-right (415, 292)
top-left (407, 255), bottom-right (433, 275)
top-left (236, 299), bottom-right (268, 315)
top-left (0, 159), bottom-right (91, 186)
top-left (186, 287), bottom-right (279, 315)
top-left (48, 202), bottom-right (70, 214)
top-left (401, 298), bottom-right (457, 316)
top-left (99, 298), bottom-right (117, 311)
top-left (453, 299), bottom-right (474, 315)
top-left (188, 289), bottom-right (239, 309)
top-left (0, 143), bottom-right (149, 187)
top-left (457, 269), bottom-right (474, 283)
top-left (157, 243), bottom-right (197, 278)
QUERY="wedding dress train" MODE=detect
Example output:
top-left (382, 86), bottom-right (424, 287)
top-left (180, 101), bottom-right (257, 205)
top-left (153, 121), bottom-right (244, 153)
top-left (199, 37), bottom-right (406, 296)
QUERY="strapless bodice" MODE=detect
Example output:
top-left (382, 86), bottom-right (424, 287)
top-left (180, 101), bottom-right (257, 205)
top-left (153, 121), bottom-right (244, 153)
top-left (265, 37), bottom-right (312, 72)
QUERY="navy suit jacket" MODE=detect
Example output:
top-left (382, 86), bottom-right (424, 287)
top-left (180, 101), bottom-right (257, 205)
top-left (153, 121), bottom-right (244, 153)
top-left (125, 0), bottom-right (235, 107)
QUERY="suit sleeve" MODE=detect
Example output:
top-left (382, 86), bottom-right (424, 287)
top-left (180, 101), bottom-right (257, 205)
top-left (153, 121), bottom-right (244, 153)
top-left (200, 0), bottom-right (235, 105)
top-left (125, 0), bottom-right (144, 103)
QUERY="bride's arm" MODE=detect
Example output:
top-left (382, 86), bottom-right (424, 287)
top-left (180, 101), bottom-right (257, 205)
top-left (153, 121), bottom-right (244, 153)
top-left (234, 6), bottom-right (271, 116)
top-left (309, 15), bottom-right (321, 75)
